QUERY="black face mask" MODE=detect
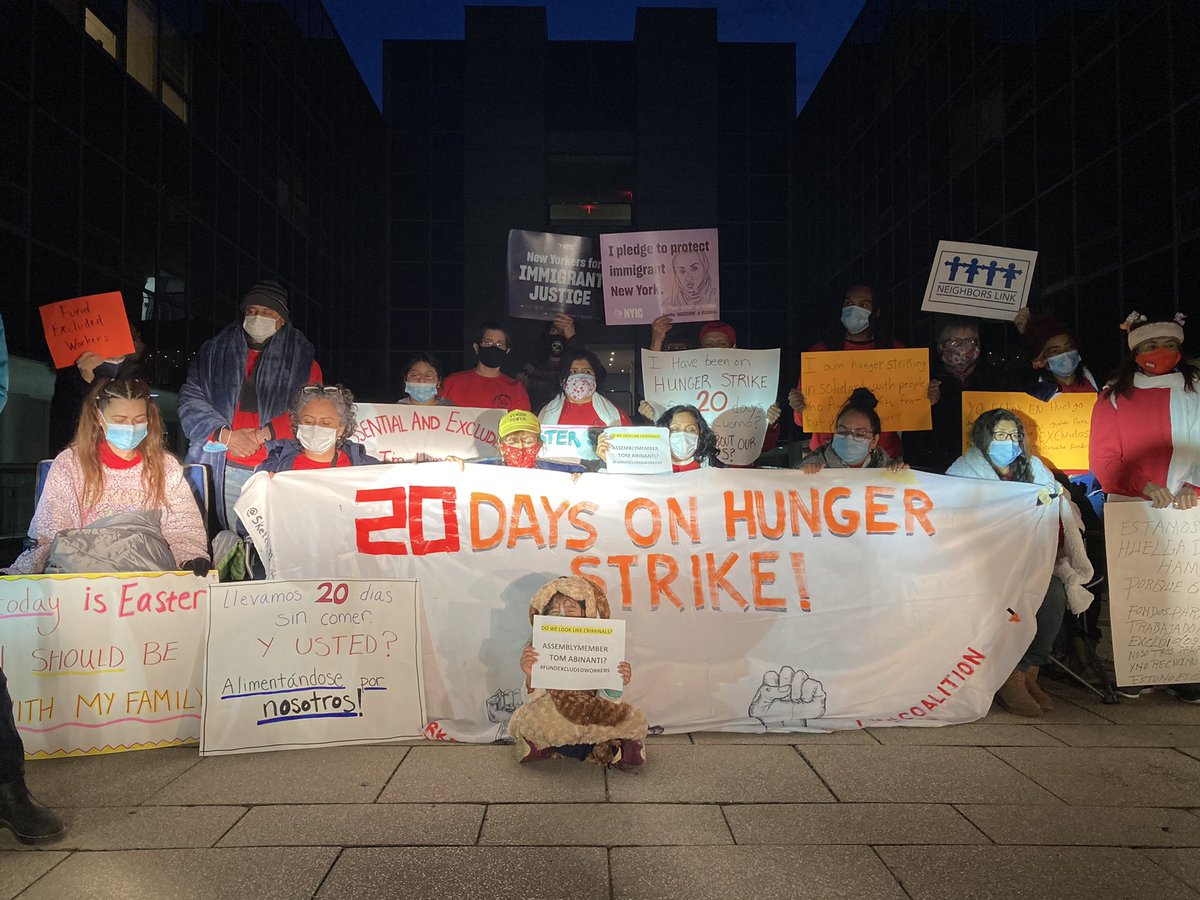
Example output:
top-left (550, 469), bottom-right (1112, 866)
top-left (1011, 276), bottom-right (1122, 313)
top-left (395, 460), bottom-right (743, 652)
top-left (94, 361), bottom-right (121, 381)
top-left (477, 345), bottom-right (508, 369)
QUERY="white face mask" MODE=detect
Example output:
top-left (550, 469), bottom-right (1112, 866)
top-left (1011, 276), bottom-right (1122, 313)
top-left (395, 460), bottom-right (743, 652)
top-left (669, 431), bottom-right (699, 461)
top-left (296, 424), bottom-right (338, 454)
top-left (243, 315), bottom-right (278, 343)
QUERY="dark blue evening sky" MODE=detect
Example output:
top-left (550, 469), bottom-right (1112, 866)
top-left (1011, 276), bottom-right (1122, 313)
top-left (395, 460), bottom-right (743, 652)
top-left (322, 0), bottom-right (866, 113)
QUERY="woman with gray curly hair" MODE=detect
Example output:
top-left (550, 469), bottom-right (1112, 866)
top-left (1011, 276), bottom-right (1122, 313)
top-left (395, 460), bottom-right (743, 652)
top-left (256, 384), bottom-right (380, 472)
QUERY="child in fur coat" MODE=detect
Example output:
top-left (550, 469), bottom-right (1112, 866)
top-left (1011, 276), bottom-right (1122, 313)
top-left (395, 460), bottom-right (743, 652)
top-left (511, 576), bottom-right (647, 770)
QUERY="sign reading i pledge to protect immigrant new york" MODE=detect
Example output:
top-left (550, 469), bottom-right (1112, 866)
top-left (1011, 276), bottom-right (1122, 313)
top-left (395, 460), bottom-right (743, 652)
top-left (0, 572), bottom-right (214, 758)
top-left (531, 614), bottom-right (626, 691)
top-left (642, 348), bottom-right (780, 466)
top-left (920, 240), bottom-right (1038, 321)
top-left (201, 579), bottom-right (425, 756)
top-left (506, 230), bottom-right (602, 321)
top-left (961, 391), bottom-right (1094, 473)
top-left (1104, 501), bottom-right (1200, 688)
top-left (800, 348), bottom-right (932, 432)
top-left (242, 462), bottom-right (1062, 741)
top-left (600, 228), bottom-right (719, 324)
top-left (352, 403), bottom-right (504, 463)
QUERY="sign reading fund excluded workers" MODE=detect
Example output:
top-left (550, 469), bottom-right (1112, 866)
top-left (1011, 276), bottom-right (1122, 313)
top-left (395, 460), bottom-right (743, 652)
top-left (600, 228), bottom-right (720, 324)
top-left (507, 230), bottom-right (602, 321)
top-left (920, 241), bottom-right (1038, 321)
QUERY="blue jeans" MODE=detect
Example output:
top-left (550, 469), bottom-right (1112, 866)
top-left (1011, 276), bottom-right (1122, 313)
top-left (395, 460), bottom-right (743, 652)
top-left (1020, 576), bottom-right (1067, 670)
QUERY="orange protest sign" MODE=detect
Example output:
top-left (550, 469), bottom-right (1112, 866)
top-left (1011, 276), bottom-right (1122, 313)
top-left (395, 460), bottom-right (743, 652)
top-left (39, 292), bottom-right (134, 369)
top-left (961, 391), bottom-right (1095, 473)
top-left (800, 348), bottom-right (932, 432)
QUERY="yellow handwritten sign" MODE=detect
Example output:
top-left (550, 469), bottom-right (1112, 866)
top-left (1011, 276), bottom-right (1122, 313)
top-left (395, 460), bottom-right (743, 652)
top-left (800, 349), bottom-right (932, 432)
top-left (960, 391), bottom-right (1096, 472)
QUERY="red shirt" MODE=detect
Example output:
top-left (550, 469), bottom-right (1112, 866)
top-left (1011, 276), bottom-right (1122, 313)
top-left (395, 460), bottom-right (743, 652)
top-left (291, 450), bottom-right (351, 470)
top-left (673, 460), bottom-right (702, 472)
top-left (227, 350), bottom-right (323, 466)
top-left (98, 441), bottom-right (142, 469)
top-left (1056, 379), bottom-right (1097, 394)
top-left (441, 369), bottom-right (531, 411)
top-left (552, 399), bottom-right (632, 427)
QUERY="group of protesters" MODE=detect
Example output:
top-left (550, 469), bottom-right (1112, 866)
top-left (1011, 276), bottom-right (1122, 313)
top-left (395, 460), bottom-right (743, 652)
top-left (0, 278), bottom-right (1197, 843)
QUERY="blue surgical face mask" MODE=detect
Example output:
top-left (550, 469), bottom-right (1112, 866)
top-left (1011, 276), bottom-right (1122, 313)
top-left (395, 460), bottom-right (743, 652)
top-left (105, 421), bottom-right (148, 452)
top-left (405, 382), bottom-right (438, 403)
top-left (832, 433), bottom-right (871, 464)
top-left (841, 305), bottom-right (872, 335)
top-left (1046, 349), bottom-right (1081, 378)
top-left (987, 439), bottom-right (1022, 468)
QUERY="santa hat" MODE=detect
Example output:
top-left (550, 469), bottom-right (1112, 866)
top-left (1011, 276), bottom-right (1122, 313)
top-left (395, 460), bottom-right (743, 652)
top-left (1121, 311), bottom-right (1185, 350)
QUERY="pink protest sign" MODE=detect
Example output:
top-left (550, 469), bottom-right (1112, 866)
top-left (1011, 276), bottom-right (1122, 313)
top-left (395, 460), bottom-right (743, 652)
top-left (600, 228), bottom-right (720, 325)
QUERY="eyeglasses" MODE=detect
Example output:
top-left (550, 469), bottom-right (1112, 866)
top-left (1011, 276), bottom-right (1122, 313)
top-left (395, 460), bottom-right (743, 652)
top-left (835, 426), bottom-right (874, 440)
top-left (301, 385), bottom-right (340, 395)
top-left (500, 434), bottom-right (539, 447)
top-left (480, 340), bottom-right (508, 350)
top-left (942, 338), bottom-right (979, 349)
top-left (991, 430), bottom-right (1023, 442)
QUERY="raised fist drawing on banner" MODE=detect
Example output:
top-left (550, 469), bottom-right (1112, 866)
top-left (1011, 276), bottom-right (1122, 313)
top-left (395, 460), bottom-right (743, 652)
top-left (485, 688), bottom-right (522, 724)
top-left (748, 666), bottom-right (826, 729)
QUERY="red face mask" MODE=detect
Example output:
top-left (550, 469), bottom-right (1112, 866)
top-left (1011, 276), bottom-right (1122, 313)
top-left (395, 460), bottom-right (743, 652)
top-left (501, 444), bottom-right (540, 468)
top-left (1136, 348), bottom-right (1182, 375)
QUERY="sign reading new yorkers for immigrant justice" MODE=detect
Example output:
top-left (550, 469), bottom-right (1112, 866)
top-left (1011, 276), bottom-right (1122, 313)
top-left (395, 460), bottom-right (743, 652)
top-left (1, 572), bottom-right (214, 758)
top-left (237, 463), bottom-right (1063, 742)
top-left (506, 230), bottom-right (602, 321)
top-left (1104, 500), bottom-right (1200, 688)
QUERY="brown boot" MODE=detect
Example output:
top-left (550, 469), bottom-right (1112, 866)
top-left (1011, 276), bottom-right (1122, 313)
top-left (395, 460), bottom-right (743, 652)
top-left (995, 669), bottom-right (1043, 717)
top-left (1026, 666), bottom-right (1054, 712)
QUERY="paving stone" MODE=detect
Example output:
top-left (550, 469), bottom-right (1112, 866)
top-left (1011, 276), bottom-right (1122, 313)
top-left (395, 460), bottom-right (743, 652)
top-left (315, 847), bottom-right (609, 899)
top-left (1053, 686), bottom-right (1200, 725)
top-left (378, 745), bottom-right (605, 803)
top-left (0, 806), bottom-right (245, 851)
top-left (146, 746), bottom-right (405, 805)
top-left (983, 696), bottom-right (1111, 725)
top-left (0, 851), bottom-right (68, 900)
top-left (959, 804), bottom-right (1200, 847)
top-left (610, 846), bottom-right (907, 899)
top-left (14, 847), bottom-right (339, 900)
top-left (1143, 849), bottom-right (1200, 890)
top-left (1039, 725), bottom-right (1200, 747)
top-left (606, 745), bottom-right (835, 803)
top-left (878, 845), bottom-right (1197, 900)
top-left (22, 748), bottom-right (201, 807)
top-left (990, 747), bottom-right (1200, 807)
top-left (219, 803), bottom-right (482, 847)
top-left (644, 732), bottom-right (693, 744)
top-left (867, 723), bottom-right (1063, 746)
top-left (724, 803), bottom-right (988, 845)
top-left (800, 746), bottom-right (1061, 804)
top-left (691, 730), bottom-right (879, 745)
top-left (479, 803), bottom-right (732, 845)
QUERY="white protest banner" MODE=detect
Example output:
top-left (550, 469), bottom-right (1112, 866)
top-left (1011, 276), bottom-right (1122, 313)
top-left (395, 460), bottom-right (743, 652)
top-left (531, 614), bottom-right (626, 691)
top-left (507, 230), bottom-right (602, 321)
top-left (600, 427), bottom-right (672, 474)
top-left (642, 347), bottom-right (780, 465)
top-left (0, 572), bottom-right (213, 758)
top-left (1104, 499), bottom-right (1200, 688)
top-left (920, 240), bottom-right (1038, 321)
top-left (244, 463), bottom-right (1059, 741)
top-left (600, 228), bottom-right (719, 324)
top-left (539, 425), bottom-right (600, 462)
top-left (352, 403), bottom-right (503, 462)
top-left (201, 579), bottom-right (425, 756)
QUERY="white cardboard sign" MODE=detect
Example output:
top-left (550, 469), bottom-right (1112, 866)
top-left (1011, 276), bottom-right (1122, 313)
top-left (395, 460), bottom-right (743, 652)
top-left (920, 240), bottom-right (1038, 321)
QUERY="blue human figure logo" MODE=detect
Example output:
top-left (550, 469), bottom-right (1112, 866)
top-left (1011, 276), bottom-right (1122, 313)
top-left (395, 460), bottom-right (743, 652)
top-left (983, 260), bottom-right (1001, 285)
top-left (943, 255), bottom-right (964, 280)
top-left (1001, 262), bottom-right (1023, 288)
top-left (962, 257), bottom-right (982, 283)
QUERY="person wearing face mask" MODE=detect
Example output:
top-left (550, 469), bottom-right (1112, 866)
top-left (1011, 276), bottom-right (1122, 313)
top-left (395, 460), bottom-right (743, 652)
top-left (1013, 309), bottom-right (1099, 400)
top-left (794, 388), bottom-right (909, 473)
top-left (947, 408), bottom-right (1095, 717)
top-left (257, 384), bottom-right (379, 473)
top-left (441, 320), bottom-right (532, 412)
top-left (454, 409), bottom-right (582, 473)
top-left (179, 280), bottom-right (322, 530)
top-left (904, 317), bottom-right (1010, 474)
top-left (47, 323), bottom-right (148, 455)
top-left (538, 349), bottom-right (632, 428)
top-left (519, 314), bottom-right (584, 414)
top-left (658, 405), bottom-right (723, 472)
top-left (6, 376), bottom-right (208, 576)
top-left (397, 352), bottom-right (452, 406)
top-left (1090, 312), bottom-right (1200, 703)
top-left (788, 285), bottom-right (906, 459)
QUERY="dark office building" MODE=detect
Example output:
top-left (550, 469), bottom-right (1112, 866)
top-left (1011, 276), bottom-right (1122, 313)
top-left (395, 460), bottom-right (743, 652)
top-left (0, 0), bottom-right (386, 394)
top-left (792, 0), bottom-right (1198, 380)
top-left (384, 6), bottom-right (795, 400)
